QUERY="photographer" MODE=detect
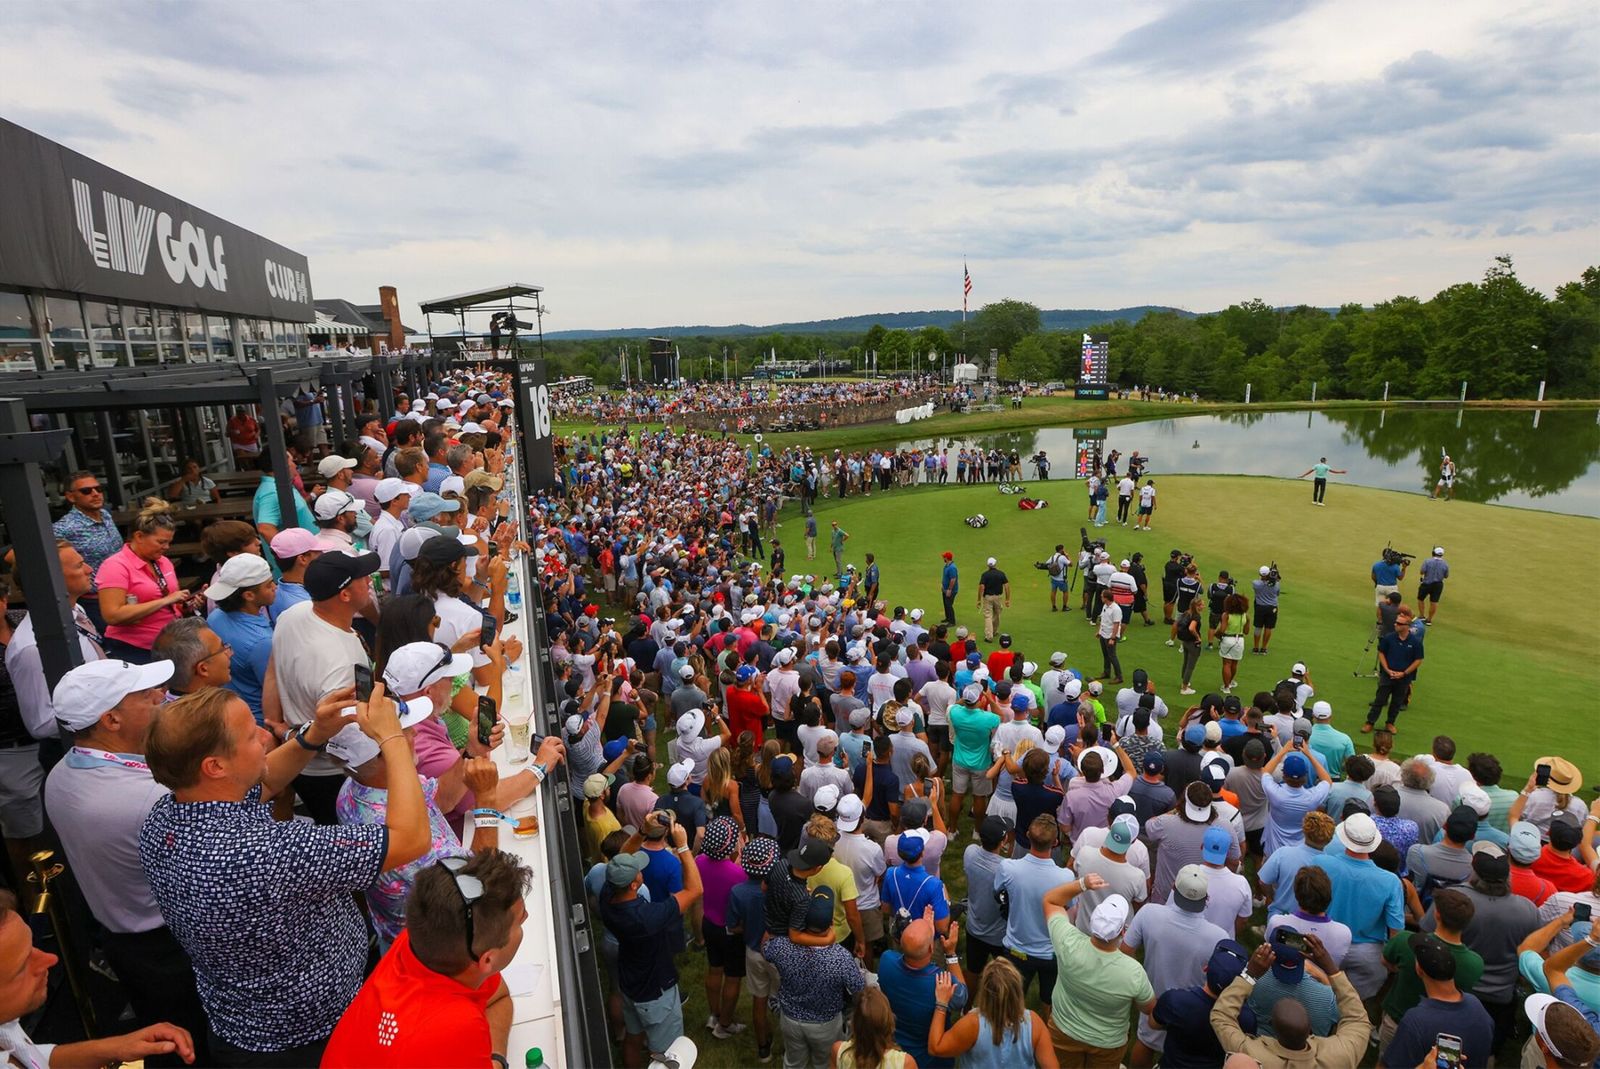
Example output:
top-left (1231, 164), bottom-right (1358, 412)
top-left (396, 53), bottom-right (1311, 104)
top-left (1206, 570), bottom-right (1236, 652)
top-left (1252, 565), bottom-right (1282, 656)
top-left (1416, 547), bottom-right (1449, 624)
top-left (1371, 550), bottom-right (1408, 607)
top-left (1128, 552), bottom-right (1154, 626)
top-left (1166, 561), bottom-right (1202, 648)
top-left (1043, 543), bottom-right (1072, 613)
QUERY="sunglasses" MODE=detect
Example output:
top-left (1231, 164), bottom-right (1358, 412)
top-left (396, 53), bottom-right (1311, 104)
top-left (436, 855), bottom-right (482, 960)
top-left (70, 485), bottom-right (104, 494)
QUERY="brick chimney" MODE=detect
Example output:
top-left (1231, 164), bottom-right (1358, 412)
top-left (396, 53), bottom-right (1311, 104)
top-left (378, 286), bottom-right (405, 352)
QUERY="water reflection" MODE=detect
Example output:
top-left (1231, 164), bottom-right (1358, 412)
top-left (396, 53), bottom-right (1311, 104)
top-left (895, 408), bottom-right (1600, 517)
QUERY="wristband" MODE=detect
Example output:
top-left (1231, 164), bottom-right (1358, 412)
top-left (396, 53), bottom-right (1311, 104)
top-left (290, 724), bottom-right (326, 752)
top-left (945, 955), bottom-right (960, 965)
top-left (935, 1003), bottom-right (950, 1012)
top-left (473, 808), bottom-right (512, 830)
top-left (1241, 973), bottom-right (1258, 985)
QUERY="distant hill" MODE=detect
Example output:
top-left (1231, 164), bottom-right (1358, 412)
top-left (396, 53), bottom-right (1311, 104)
top-left (544, 306), bottom-right (1193, 341)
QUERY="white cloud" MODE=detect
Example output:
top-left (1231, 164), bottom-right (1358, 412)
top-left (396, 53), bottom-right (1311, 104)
top-left (2, 0), bottom-right (1595, 330)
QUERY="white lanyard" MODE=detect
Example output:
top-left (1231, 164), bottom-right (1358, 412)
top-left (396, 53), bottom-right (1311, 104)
top-left (70, 746), bottom-right (149, 772)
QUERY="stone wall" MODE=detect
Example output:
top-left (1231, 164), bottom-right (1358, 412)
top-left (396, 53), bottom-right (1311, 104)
top-left (671, 392), bottom-right (944, 432)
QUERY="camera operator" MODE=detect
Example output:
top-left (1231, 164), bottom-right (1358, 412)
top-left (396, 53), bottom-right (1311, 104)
top-left (1416, 547), bottom-right (1449, 624)
top-left (1206, 570), bottom-right (1236, 652)
top-left (1371, 550), bottom-right (1408, 607)
top-left (1251, 565), bottom-right (1281, 656)
top-left (1079, 540), bottom-right (1100, 617)
top-left (1161, 550), bottom-right (1184, 625)
top-left (1091, 551), bottom-right (1116, 624)
top-left (1044, 543), bottom-right (1072, 613)
top-left (1166, 561), bottom-right (1202, 648)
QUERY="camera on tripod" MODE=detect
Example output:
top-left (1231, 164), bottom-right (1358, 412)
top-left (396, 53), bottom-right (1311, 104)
top-left (1380, 544), bottom-right (1414, 568)
top-left (1079, 527), bottom-right (1104, 554)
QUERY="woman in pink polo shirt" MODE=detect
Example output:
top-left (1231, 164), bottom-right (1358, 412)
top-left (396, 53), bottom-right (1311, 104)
top-left (95, 499), bottom-right (199, 663)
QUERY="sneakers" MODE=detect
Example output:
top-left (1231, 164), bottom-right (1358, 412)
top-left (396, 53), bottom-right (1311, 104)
top-left (1165, 639), bottom-right (1175, 647)
top-left (758, 1042), bottom-right (774, 1063)
top-left (1180, 686), bottom-right (1196, 695)
top-left (713, 1022), bottom-right (748, 1040)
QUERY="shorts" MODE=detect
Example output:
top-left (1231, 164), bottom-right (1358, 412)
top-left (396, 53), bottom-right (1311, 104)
top-left (603, 574), bottom-right (617, 592)
top-left (1253, 604), bottom-right (1278, 629)
top-left (860, 905), bottom-right (885, 943)
top-left (1050, 578), bottom-right (1067, 592)
top-left (744, 946), bottom-right (780, 999)
top-left (642, 714), bottom-right (657, 733)
top-left (1208, 612), bottom-right (1222, 633)
top-left (927, 724), bottom-right (950, 750)
top-left (1219, 636), bottom-right (1246, 661)
top-left (0, 747), bottom-right (44, 838)
top-left (704, 923), bottom-right (746, 977)
top-left (953, 763), bottom-right (994, 796)
top-left (1417, 580), bottom-right (1444, 603)
top-left (1162, 584), bottom-right (1177, 604)
top-left (1374, 583), bottom-right (1399, 607)
top-left (1138, 505), bottom-right (1153, 515)
top-left (773, 718), bottom-right (798, 750)
top-left (621, 984), bottom-right (683, 1055)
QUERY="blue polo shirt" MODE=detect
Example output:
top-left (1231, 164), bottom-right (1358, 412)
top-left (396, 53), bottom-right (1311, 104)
top-left (207, 607), bottom-right (274, 723)
top-left (268, 581), bottom-right (311, 624)
top-left (877, 950), bottom-right (968, 1069)
top-left (1372, 559), bottom-right (1403, 585)
top-left (1311, 849), bottom-right (1404, 944)
top-left (252, 477), bottom-right (316, 534)
top-left (995, 853), bottom-right (1075, 957)
top-left (1377, 629), bottom-right (1424, 674)
top-left (942, 562), bottom-right (958, 595)
top-left (882, 863), bottom-right (948, 926)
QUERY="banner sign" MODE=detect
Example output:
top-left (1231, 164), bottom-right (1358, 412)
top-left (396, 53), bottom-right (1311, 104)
top-left (1072, 426), bottom-right (1108, 440)
top-left (0, 118), bottom-right (314, 321)
top-left (513, 356), bottom-right (557, 495)
top-left (1074, 385), bottom-right (1110, 400)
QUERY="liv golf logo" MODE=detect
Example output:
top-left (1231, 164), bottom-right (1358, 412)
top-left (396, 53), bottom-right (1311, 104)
top-left (71, 178), bottom-right (229, 291)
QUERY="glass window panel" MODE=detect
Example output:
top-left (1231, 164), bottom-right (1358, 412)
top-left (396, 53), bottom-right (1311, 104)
top-left (86, 300), bottom-right (125, 341)
top-left (45, 297), bottom-right (85, 339)
top-left (208, 316), bottom-right (234, 358)
top-left (0, 289), bottom-right (37, 339)
top-left (131, 342), bottom-right (161, 366)
top-left (126, 305), bottom-right (155, 342)
top-left (0, 340), bottom-right (42, 370)
top-left (156, 307), bottom-right (181, 342)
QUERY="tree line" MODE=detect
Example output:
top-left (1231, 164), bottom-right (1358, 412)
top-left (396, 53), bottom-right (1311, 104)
top-left (537, 257), bottom-right (1598, 400)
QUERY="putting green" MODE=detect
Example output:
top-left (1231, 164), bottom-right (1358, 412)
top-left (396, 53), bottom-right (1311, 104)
top-left (780, 475), bottom-right (1596, 781)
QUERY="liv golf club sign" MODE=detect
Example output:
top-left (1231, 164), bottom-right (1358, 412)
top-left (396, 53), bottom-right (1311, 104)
top-left (0, 118), bottom-right (313, 322)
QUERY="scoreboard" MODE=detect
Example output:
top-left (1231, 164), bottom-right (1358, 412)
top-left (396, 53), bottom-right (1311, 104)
top-left (1074, 332), bottom-right (1110, 400)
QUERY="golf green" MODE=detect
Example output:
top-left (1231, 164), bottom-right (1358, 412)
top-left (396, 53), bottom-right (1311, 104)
top-left (781, 474), bottom-right (1595, 781)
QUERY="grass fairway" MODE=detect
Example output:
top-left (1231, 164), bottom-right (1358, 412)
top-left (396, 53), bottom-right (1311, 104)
top-left (789, 475), bottom-right (1596, 778)
top-left (619, 475), bottom-right (1597, 1069)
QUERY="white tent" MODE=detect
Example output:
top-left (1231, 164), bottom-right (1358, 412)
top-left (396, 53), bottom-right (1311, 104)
top-left (951, 362), bottom-right (980, 383)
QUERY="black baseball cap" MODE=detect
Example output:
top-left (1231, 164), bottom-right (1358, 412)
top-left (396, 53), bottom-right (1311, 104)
top-left (801, 886), bottom-right (836, 934)
top-left (978, 814), bottom-right (1015, 849)
top-left (417, 537), bottom-right (480, 565)
top-left (1409, 933), bottom-right (1457, 980)
top-left (787, 833), bottom-right (833, 872)
top-left (303, 550), bottom-right (380, 601)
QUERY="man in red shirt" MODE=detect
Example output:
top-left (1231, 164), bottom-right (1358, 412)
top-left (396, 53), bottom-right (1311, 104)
top-left (725, 664), bottom-right (769, 745)
top-left (1531, 818), bottom-right (1595, 894)
top-left (322, 850), bottom-right (531, 1067)
top-left (1508, 822), bottom-right (1558, 907)
top-left (986, 633), bottom-right (1017, 682)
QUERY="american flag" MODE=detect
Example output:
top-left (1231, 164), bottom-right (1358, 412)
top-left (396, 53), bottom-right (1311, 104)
top-left (963, 262), bottom-right (972, 312)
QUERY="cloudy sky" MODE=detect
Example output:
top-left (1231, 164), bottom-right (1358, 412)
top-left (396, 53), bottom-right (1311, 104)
top-left (5, 1), bottom-right (1597, 331)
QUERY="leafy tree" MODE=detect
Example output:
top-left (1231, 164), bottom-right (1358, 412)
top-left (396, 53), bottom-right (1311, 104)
top-left (918, 325), bottom-right (953, 361)
top-left (1346, 297), bottom-right (1429, 397)
top-left (973, 299), bottom-right (1042, 358)
top-left (1000, 334), bottom-right (1055, 382)
top-left (1418, 256), bottom-right (1546, 398)
top-left (1542, 267), bottom-right (1600, 397)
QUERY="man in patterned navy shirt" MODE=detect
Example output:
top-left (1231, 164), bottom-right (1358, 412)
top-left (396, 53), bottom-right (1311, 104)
top-left (139, 682), bottom-right (432, 1067)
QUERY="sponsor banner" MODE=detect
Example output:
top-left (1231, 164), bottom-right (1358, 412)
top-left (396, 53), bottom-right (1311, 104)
top-left (0, 118), bottom-right (313, 321)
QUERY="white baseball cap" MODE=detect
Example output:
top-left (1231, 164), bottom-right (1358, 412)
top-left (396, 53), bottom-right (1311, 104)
top-left (1049, 651), bottom-right (1067, 666)
top-left (835, 793), bottom-right (864, 832)
top-left (1291, 662), bottom-right (1307, 676)
top-left (52, 659), bottom-right (174, 733)
top-left (316, 455), bottom-right (358, 479)
top-left (1311, 700), bottom-right (1333, 720)
top-left (909, 608), bottom-right (924, 621)
top-left (666, 758), bottom-right (694, 787)
top-left (1259, 565), bottom-right (1271, 577)
top-left (813, 784), bottom-right (842, 811)
top-left (1089, 894), bottom-right (1131, 940)
top-left (313, 489), bottom-right (362, 521)
top-left (207, 554), bottom-right (273, 601)
top-left (373, 477), bottom-right (412, 504)
top-left (986, 557), bottom-right (997, 566)
top-left (383, 641), bottom-right (473, 695)
top-left (440, 475), bottom-right (466, 497)
top-left (895, 709), bottom-right (914, 727)
top-left (677, 663), bottom-right (696, 681)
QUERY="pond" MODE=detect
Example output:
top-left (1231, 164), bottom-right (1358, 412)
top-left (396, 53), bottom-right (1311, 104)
top-left (896, 407), bottom-right (1600, 517)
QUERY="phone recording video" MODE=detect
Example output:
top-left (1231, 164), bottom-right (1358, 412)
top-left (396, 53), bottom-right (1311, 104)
top-left (1537, 763), bottom-right (1552, 788)
top-left (1435, 1032), bottom-right (1463, 1068)
top-left (353, 664), bottom-right (373, 704)
top-left (476, 695), bottom-right (497, 747)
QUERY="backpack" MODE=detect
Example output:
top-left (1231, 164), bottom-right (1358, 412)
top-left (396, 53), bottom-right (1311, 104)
top-left (1048, 555), bottom-right (1067, 578)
